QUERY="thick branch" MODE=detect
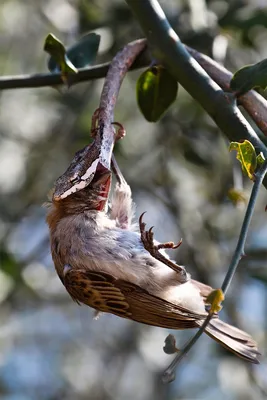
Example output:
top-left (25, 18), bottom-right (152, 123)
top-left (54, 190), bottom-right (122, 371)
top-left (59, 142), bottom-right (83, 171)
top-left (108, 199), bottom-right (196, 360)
top-left (186, 46), bottom-right (267, 137)
top-left (125, 0), bottom-right (267, 160)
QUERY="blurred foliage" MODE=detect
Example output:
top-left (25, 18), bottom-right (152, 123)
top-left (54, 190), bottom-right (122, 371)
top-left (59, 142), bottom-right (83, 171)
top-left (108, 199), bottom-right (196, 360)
top-left (0, 0), bottom-right (267, 399)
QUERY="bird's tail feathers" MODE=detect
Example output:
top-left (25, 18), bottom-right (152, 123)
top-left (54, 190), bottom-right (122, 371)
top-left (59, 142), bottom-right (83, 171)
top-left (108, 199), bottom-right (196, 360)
top-left (198, 318), bottom-right (260, 363)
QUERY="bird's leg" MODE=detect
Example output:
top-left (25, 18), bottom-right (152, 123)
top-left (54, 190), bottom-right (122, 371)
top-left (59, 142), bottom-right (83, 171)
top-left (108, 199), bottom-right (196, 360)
top-left (110, 150), bottom-right (134, 230)
top-left (139, 213), bottom-right (189, 282)
top-left (90, 108), bottom-right (126, 141)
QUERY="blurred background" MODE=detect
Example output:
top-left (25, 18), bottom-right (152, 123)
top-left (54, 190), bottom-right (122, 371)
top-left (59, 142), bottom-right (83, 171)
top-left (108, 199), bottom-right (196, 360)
top-left (0, 0), bottom-right (267, 399)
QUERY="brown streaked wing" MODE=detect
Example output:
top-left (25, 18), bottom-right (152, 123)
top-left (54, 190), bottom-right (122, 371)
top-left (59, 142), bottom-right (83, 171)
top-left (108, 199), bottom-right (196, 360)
top-left (63, 269), bottom-right (132, 318)
top-left (115, 279), bottom-right (208, 330)
top-left (64, 268), bottom-right (210, 330)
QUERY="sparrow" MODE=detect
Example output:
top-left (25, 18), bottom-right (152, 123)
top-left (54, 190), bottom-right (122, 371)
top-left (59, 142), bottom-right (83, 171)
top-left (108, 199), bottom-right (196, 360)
top-left (46, 158), bottom-right (260, 364)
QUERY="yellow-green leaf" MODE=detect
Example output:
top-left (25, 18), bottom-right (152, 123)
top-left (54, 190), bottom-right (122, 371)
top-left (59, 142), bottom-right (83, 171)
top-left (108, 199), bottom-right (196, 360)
top-left (206, 289), bottom-right (224, 314)
top-left (229, 140), bottom-right (257, 180)
top-left (136, 66), bottom-right (178, 122)
top-left (44, 33), bottom-right (78, 82)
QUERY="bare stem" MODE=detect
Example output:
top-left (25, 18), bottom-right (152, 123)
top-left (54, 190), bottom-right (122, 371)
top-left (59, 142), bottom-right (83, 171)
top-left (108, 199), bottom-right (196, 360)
top-left (162, 315), bottom-right (213, 383)
top-left (221, 161), bottom-right (267, 294)
top-left (162, 161), bottom-right (267, 383)
top-left (0, 52), bottom-right (148, 90)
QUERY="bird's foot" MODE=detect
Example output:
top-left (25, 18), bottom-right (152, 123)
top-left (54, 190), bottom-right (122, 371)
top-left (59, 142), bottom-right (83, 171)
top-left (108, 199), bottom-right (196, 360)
top-left (139, 213), bottom-right (189, 283)
top-left (91, 108), bottom-right (126, 141)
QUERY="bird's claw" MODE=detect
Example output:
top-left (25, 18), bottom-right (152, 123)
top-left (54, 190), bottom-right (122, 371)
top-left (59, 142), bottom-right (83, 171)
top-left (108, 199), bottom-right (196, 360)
top-left (90, 108), bottom-right (126, 142)
top-left (139, 213), bottom-right (189, 283)
top-left (157, 238), bottom-right (183, 251)
top-left (112, 122), bottom-right (126, 140)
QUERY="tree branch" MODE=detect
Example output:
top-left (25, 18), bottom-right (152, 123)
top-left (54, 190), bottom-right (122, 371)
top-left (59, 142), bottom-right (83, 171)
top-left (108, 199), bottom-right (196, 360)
top-left (125, 0), bottom-right (267, 159)
top-left (186, 46), bottom-right (267, 138)
top-left (1, 36), bottom-right (267, 142)
top-left (0, 55), bottom-right (148, 90)
top-left (125, 0), bottom-right (267, 382)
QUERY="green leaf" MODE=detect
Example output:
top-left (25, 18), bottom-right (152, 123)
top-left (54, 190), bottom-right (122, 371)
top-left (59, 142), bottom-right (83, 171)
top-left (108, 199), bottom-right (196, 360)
top-left (229, 140), bottom-right (257, 180)
top-left (47, 32), bottom-right (100, 72)
top-left (206, 289), bottom-right (224, 314)
top-left (44, 34), bottom-right (78, 82)
top-left (230, 59), bottom-right (267, 94)
top-left (136, 66), bottom-right (178, 122)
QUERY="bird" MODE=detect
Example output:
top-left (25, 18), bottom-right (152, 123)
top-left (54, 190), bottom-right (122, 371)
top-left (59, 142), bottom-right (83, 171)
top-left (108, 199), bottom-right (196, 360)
top-left (46, 161), bottom-right (260, 365)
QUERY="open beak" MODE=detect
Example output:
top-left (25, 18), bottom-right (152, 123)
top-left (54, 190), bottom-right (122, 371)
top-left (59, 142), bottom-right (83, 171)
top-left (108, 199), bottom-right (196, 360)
top-left (92, 164), bottom-right (112, 211)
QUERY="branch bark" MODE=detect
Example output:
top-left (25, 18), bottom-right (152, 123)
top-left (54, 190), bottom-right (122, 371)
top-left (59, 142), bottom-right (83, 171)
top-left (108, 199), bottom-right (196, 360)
top-left (1, 37), bottom-right (267, 139)
top-left (125, 0), bottom-right (267, 156)
top-left (186, 46), bottom-right (267, 137)
top-left (0, 55), bottom-right (148, 90)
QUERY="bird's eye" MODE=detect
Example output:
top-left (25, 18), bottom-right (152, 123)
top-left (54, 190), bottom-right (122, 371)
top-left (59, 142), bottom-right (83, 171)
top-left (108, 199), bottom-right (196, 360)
top-left (70, 176), bottom-right (80, 185)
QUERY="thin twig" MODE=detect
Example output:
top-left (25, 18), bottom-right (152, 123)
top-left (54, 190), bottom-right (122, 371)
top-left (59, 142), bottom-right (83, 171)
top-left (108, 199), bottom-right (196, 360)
top-left (162, 161), bottom-right (267, 383)
top-left (162, 315), bottom-right (213, 383)
top-left (0, 52), bottom-right (149, 90)
top-left (221, 161), bottom-right (267, 294)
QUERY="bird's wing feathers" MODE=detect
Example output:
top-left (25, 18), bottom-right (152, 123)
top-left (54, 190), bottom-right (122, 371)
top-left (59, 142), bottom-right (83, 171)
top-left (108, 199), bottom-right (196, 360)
top-left (63, 268), bottom-right (132, 318)
top-left (63, 268), bottom-right (207, 329)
